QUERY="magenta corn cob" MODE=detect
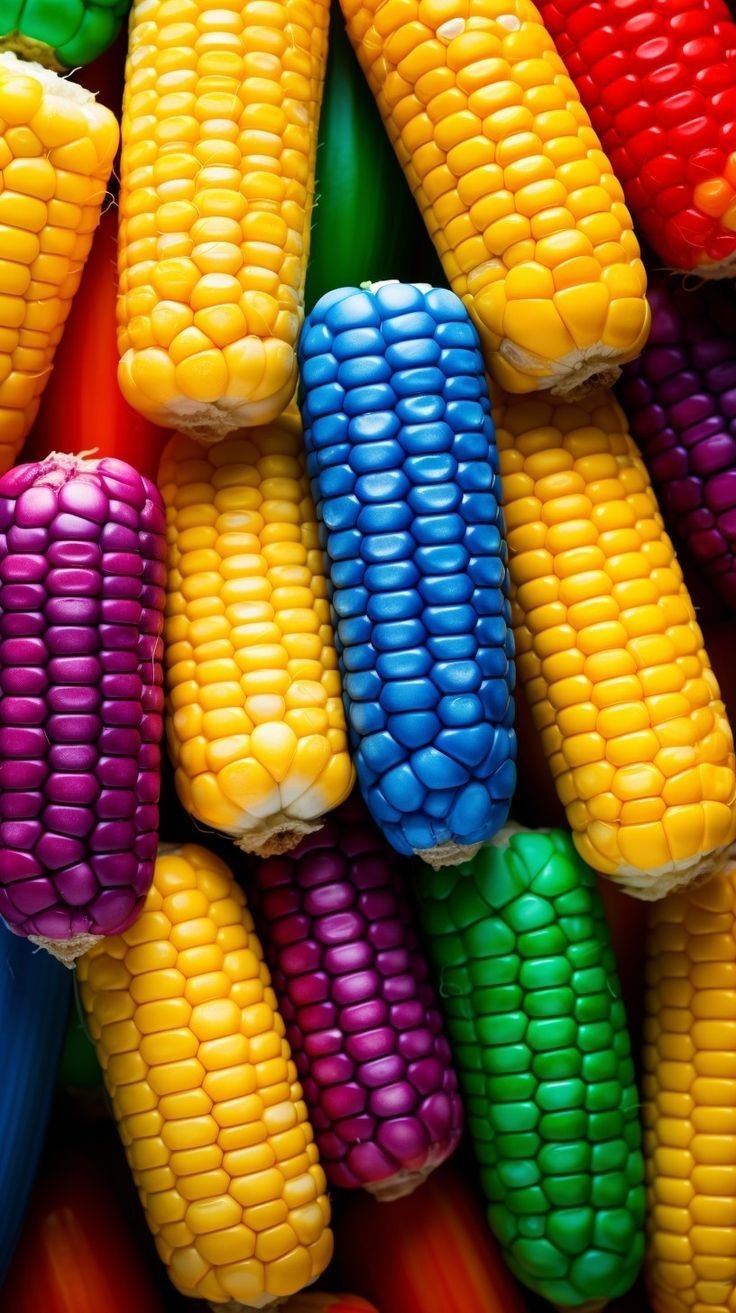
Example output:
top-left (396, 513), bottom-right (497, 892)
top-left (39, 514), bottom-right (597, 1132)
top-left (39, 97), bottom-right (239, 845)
top-left (0, 454), bottom-right (166, 965)
top-left (619, 275), bottom-right (736, 609)
top-left (248, 791), bottom-right (463, 1197)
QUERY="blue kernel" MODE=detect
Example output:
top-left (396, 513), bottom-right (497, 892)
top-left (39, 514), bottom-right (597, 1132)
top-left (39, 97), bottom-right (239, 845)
top-left (381, 679), bottom-right (439, 713)
top-left (431, 661), bottom-right (483, 693)
top-left (325, 290), bottom-right (380, 332)
top-left (414, 543), bottom-right (469, 574)
top-left (404, 453), bottom-right (457, 484)
top-left (463, 494), bottom-right (500, 523)
top-left (338, 615), bottom-right (373, 645)
top-left (365, 560), bottom-right (419, 591)
top-left (482, 680), bottom-right (511, 720)
top-left (300, 321), bottom-right (333, 356)
top-left (476, 587), bottom-right (505, 615)
top-left (344, 669), bottom-right (383, 701)
top-left (396, 395), bottom-right (445, 424)
top-left (348, 413), bottom-right (401, 447)
top-left (438, 723), bottom-right (496, 767)
top-left (342, 643), bottom-right (375, 672)
top-left (386, 338), bottom-right (441, 370)
top-left (425, 603), bottom-right (476, 634)
top-left (465, 524), bottom-right (502, 555)
top-left (310, 286), bottom-right (362, 319)
top-left (387, 711), bottom-right (440, 748)
top-left (483, 732), bottom-right (516, 779)
top-left (375, 283), bottom-right (426, 317)
top-left (338, 355), bottom-right (392, 388)
top-left (446, 399), bottom-right (485, 430)
top-left (449, 782), bottom-right (493, 839)
top-left (436, 320), bottom-right (478, 348)
top-left (326, 528), bottom-right (362, 561)
top-left (373, 618), bottom-right (426, 651)
top-left (318, 465), bottom-right (355, 497)
top-left (357, 502), bottom-right (413, 534)
top-left (367, 590), bottom-right (422, 622)
top-left (438, 347), bottom-right (483, 377)
top-left (469, 553), bottom-right (504, 586)
top-left (344, 383), bottom-right (398, 416)
top-left (350, 701), bottom-right (386, 735)
top-left (412, 746), bottom-right (469, 790)
top-left (307, 381), bottom-right (345, 419)
top-left (393, 367), bottom-right (446, 398)
top-left (332, 326), bottom-right (385, 360)
top-left (381, 762), bottom-right (427, 812)
top-left (443, 375), bottom-right (484, 401)
top-left (454, 431), bottom-right (489, 460)
top-left (355, 470), bottom-right (410, 502)
top-left (400, 814), bottom-right (438, 851)
top-left (419, 574), bottom-right (473, 605)
top-left (438, 693), bottom-right (483, 727)
top-left (399, 422), bottom-right (454, 454)
top-left (302, 354), bottom-right (338, 388)
top-left (360, 731), bottom-right (405, 773)
top-left (376, 647), bottom-right (431, 680)
top-left (321, 494), bottom-right (360, 531)
top-left (305, 412), bottom-right (349, 451)
top-left (381, 311), bottom-right (437, 344)
top-left (414, 514), bottom-right (465, 545)
top-left (489, 758), bottom-right (516, 800)
top-left (332, 558), bottom-right (364, 588)
top-left (332, 586), bottom-right (368, 618)
top-left (361, 531), bottom-right (415, 563)
top-left (427, 634), bottom-right (478, 660)
top-left (423, 788), bottom-right (456, 819)
top-left (477, 615), bottom-right (509, 645)
top-left (350, 440), bottom-right (404, 474)
top-left (425, 287), bottom-right (467, 321)
top-left (408, 484), bottom-right (461, 515)
top-left (457, 462), bottom-right (494, 492)
top-left (477, 648), bottom-right (510, 677)
top-left (362, 781), bottom-right (402, 824)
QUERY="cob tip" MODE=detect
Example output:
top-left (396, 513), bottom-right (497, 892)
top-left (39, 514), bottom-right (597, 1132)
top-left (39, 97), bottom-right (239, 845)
top-left (415, 840), bottom-right (484, 869)
top-left (609, 839), bottom-right (736, 901)
top-left (363, 1163), bottom-right (438, 1202)
top-left (28, 932), bottom-right (101, 968)
top-left (234, 818), bottom-right (323, 858)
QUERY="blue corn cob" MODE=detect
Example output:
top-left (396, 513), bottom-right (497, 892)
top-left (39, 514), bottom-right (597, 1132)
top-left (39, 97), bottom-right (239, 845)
top-left (298, 281), bottom-right (516, 866)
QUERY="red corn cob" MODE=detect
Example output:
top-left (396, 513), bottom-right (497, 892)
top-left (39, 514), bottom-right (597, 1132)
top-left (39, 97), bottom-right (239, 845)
top-left (248, 791), bottom-right (463, 1198)
top-left (536, 0), bottom-right (736, 275)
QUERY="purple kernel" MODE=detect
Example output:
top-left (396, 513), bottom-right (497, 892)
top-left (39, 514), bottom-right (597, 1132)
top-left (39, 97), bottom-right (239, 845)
top-left (311, 1054), bottom-right (355, 1086)
top-left (332, 970), bottom-right (381, 1006)
top-left (8, 878), bottom-right (56, 914)
top-left (50, 512), bottom-right (100, 541)
top-left (58, 479), bottom-right (109, 522)
top-left (0, 759), bottom-right (46, 788)
top-left (1, 667), bottom-right (47, 695)
top-left (0, 792), bottom-right (39, 819)
top-left (346, 1142), bottom-right (395, 1183)
top-left (290, 972), bottom-right (329, 1007)
top-left (345, 1026), bottom-right (396, 1062)
top-left (15, 485), bottom-right (57, 527)
top-left (91, 852), bottom-right (137, 886)
top-left (340, 1000), bottom-right (389, 1034)
top-left (0, 820), bottom-right (42, 849)
top-left (324, 941), bottom-right (374, 974)
top-left (47, 541), bottom-right (101, 568)
top-left (49, 744), bottom-right (97, 771)
top-left (36, 832), bottom-right (86, 870)
top-left (303, 1029), bottom-right (342, 1058)
top-left (45, 567), bottom-right (101, 594)
top-left (359, 1055), bottom-right (406, 1088)
top-left (369, 1082), bottom-right (418, 1118)
top-left (398, 1029), bottom-right (435, 1061)
top-left (2, 583), bottom-right (45, 608)
top-left (0, 554), bottom-right (47, 582)
top-left (316, 910), bottom-right (366, 945)
top-left (47, 714), bottom-right (101, 744)
top-left (46, 626), bottom-right (97, 656)
top-left (0, 726), bottom-right (46, 756)
top-left (98, 756), bottom-right (138, 788)
top-left (48, 656), bottom-right (101, 684)
top-left (89, 888), bottom-right (138, 933)
top-left (44, 597), bottom-right (100, 625)
top-left (304, 882), bottom-right (355, 916)
top-left (43, 805), bottom-right (95, 838)
top-left (55, 863), bottom-right (98, 906)
top-left (409, 1056), bottom-right (445, 1094)
top-left (376, 1118), bottom-right (430, 1165)
top-left (0, 696), bottom-right (45, 725)
top-left (90, 820), bottom-right (136, 851)
top-left (47, 686), bottom-right (100, 714)
top-left (281, 941), bottom-right (322, 975)
top-left (0, 850), bottom-right (41, 882)
top-left (320, 1083), bottom-right (366, 1119)
top-left (99, 728), bottom-right (141, 755)
top-left (46, 774), bottom-right (99, 805)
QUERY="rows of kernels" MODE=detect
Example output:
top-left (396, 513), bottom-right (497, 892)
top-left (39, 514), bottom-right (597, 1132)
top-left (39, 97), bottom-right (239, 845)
top-left (538, 0), bottom-right (736, 273)
top-left (76, 843), bottom-right (332, 1306)
top-left (158, 415), bottom-right (353, 853)
top-left (249, 792), bottom-right (462, 1192)
top-left (0, 455), bottom-right (165, 946)
top-left (117, 0), bottom-right (329, 438)
top-left (644, 864), bottom-right (736, 1313)
top-left (299, 282), bottom-right (516, 862)
top-left (0, 0), bottom-right (131, 70)
top-left (619, 277), bottom-right (736, 610)
top-left (337, 0), bottom-right (649, 395)
top-left (418, 826), bottom-right (645, 1308)
top-left (494, 386), bottom-right (736, 892)
top-left (0, 53), bottom-right (118, 468)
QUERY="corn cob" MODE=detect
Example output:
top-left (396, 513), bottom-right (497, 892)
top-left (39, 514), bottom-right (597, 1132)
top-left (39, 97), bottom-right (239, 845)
top-left (418, 825), bottom-right (645, 1309)
top-left (77, 843), bottom-right (332, 1309)
top-left (299, 281), bottom-right (516, 866)
top-left (0, 923), bottom-right (71, 1283)
top-left (26, 208), bottom-right (168, 481)
top-left (2, 1150), bottom-right (166, 1313)
top-left (117, 0), bottom-right (329, 441)
top-left (0, 452), bottom-right (166, 965)
top-left (248, 791), bottom-right (463, 1197)
top-left (338, 0), bottom-right (650, 397)
top-left (158, 413), bottom-right (354, 856)
top-left (337, 1161), bottom-right (529, 1313)
top-left (643, 858), bottom-right (736, 1313)
top-left (494, 384), bottom-right (736, 898)
top-left (536, 0), bottom-right (736, 276)
top-left (0, 52), bottom-right (118, 469)
top-left (0, 0), bottom-right (130, 70)
top-left (618, 275), bottom-right (736, 612)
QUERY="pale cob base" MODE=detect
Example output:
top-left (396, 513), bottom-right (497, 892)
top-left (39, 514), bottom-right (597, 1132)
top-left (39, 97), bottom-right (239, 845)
top-left (497, 339), bottom-right (622, 400)
top-left (117, 366), bottom-right (297, 445)
top-left (28, 932), bottom-right (101, 968)
top-left (692, 251), bottom-right (736, 280)
top-left (234, 817), bottom-right (323, 858)
top-left (363, 1162), bottom-right (437, 1202)
top-left (605, 838), bottom-right (736, 901)
top-left (0, 32), bottom-right (61, 70)
top-left (415, 840), bottom-right (484, 869)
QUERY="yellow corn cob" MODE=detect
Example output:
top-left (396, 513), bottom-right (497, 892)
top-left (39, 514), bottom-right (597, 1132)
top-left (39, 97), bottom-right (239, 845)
top-left (493, 384), bottom-right (736, 898)
top-left (0, 51), bottom-right (118, 469)
top-left (643, 860), bottom-right (736, 1313)
top-left (339, 0), bottom-right (650, 398)
top-left (116, 0), bottom-right (329, 442)
top-left (77, 843), bottom-right (332, 1310)
top-left (158, 411), bottom-right (354, 855)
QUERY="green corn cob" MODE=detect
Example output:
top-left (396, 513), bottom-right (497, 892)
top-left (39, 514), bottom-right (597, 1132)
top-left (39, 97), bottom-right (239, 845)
top-left (417, 825), bottom-right (645, 1310)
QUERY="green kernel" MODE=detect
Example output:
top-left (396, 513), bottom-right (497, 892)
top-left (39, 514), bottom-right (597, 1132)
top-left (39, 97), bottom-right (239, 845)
top-left (506, 893), bottom-right (555, 933)
top-left (508, 1184), bottom-right (548, 1215)
top-left (482, 1042), bottom-right (532, 1074)
top-left (547, 1207), bottom-right (595, 1256)
top-left (527, 986), bottom-right (575, 1018)
top-left (520, 955), bottom-right (572, 989)
top-left (591, 1171), bottom-right (629, 1208)
top-left (511, 1238), bottom-right (568, 1280)
top-left (594, 1207), bottom-right (638, 1253)
top-left (490, 1101), bottom-right (539, 1133)
top-left (477, 1011), bottom-right (527, 1045)
top-left (497, 1130), bottom-right (541, 1159)
top-left (539, 1108), bottom-right (588, 1141)
top-left (497, 1158), bottom-right (541, 1190)
top-left (538, 1141), bottom-right (590, 1175)
top-left (538, 1078), bottom-right (586, 1111)
top-left (518, 925), bottom-right (567, 957)
top-left (533, 1046), bottom-right (583, 1080)
top-left (544, 1174), bottom-right (591, 1208)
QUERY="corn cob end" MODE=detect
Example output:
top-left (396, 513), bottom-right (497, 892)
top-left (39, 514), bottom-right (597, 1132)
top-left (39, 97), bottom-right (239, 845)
top-left (118, 359), bottom-right (298, 445)
top-left (0, 33), bottom-right (63, 72)
top-left (234, 819), bottom-right (323, 859)
top-left (415, 839), bottom-right (483, 870)
top-left (363, 1164), bottom-right (437, 1203)
top-left (27, 930), bottom-right (100, 968)
top-left (603, 839), bottom-right (736, 902)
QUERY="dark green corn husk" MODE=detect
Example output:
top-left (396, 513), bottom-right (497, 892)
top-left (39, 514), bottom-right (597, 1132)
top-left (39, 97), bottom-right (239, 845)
top-left (418, 825), bottom-right (645, 1310)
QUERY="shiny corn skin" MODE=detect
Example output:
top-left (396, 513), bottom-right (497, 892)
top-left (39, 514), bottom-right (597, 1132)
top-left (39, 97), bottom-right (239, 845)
top-left (494, 386), bottom-right (736, 897)
top-left (644, 861), bottom-right (736, 1313)
top-left (338, 0), bottom-right (650, 397)
top-left (0, 53), bottom-right (118, 470)
top-left (117, 0), bottom-right (329, 441)
top-left (158, 414), bottom-right (354, 856)
top-left (77, 843), bottom-right (332, 1309)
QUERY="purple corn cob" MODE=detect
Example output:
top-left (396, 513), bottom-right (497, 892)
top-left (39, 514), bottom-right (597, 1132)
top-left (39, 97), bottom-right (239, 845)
top-left (0, 453), bottom-right (166, 966)
top-left (248, 790), bottom-right (463, 1198)
top-left (618, 275), bottom-right (736, 609)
